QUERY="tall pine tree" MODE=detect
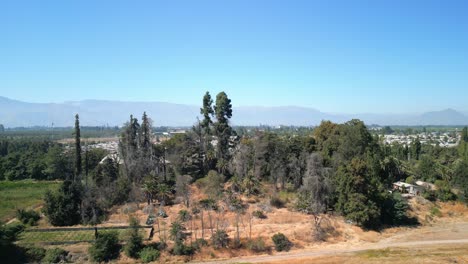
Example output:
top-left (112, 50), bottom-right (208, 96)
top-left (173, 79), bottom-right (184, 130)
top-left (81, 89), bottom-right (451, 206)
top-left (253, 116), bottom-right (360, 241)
top-left (74, 114), bottom-right (82, 181)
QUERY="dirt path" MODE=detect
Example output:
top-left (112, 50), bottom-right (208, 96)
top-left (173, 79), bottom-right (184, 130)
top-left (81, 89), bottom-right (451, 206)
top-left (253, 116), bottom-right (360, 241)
top-left (191, 238), bottom-right (468, 263)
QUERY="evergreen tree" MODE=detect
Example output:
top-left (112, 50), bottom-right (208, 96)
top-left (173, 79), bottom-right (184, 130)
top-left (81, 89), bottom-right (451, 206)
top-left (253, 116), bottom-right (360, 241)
top-left (214, 92), bottom-right (233, 172)
top-left (140, 112), bottom-right (151, 155)
top-left (200, 91), bottom-right (214, 134)
top-left (462, 127), bottom-right (468, 143)
top-left (74, 114), bottom-right (82, 181)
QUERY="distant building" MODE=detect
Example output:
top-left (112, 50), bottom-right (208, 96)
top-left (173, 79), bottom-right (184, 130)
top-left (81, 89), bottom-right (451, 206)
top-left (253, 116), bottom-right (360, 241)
top-left (392, 181), bottom-right (422, 196)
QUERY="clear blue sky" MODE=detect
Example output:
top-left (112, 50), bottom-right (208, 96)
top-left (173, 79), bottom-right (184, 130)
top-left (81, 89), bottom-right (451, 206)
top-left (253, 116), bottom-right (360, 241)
top-left (1, 0), bottom-right (467, 113)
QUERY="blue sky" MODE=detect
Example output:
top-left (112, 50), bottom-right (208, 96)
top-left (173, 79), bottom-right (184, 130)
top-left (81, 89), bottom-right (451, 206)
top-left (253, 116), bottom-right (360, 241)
top-left (1, 0), bottom-right (467, 113)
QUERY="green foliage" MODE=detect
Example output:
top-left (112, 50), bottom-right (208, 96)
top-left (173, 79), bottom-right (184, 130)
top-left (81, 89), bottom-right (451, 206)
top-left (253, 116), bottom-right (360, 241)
top-left (247, 237), bottom-right (267, 252)
top-left (271, 233), bottom-right (292, 252)
top-left (42, 180), bottom-right (83, 226)
top-left (335, 158), bottom-right (381, 228)
top-left (178, 209), bottom-right (191, 222)
top-left (24, 246), bottom-right (46, 262)
top-left (16, 209), bottom-right (40, 226)
top-left (381, 192), bottom-right (412, 226)
top-left (172, 242), bottom-right (195, 256)
top-left (211, 229), bottom-right (229, 249)
top-left (124, 217), bottom-right (143, 259)
top-left (169, 221), bottom-right (187, 244)
top-left (430, 206), bottom-right (442, 217)
top-left (416, 155), bottom-right (439, 182)
top-left (192, 238), bottom-right (208, 250)
top-left (74, 114), bottom-right (82, 179)
top-left (405, 176), bottom-right (416, 185)
top-left (139, 247), bottom-right (160, 263)
top-left (43, 248), bottom-right (68, 264)
top-left (88, 231), bottom-right (120, 262)
top-left (196, 170), bottom-right (225, 199)
top-left (435, 180), bottom-right (457, 202)
top-left (422, 189), bottom-right (437, 201)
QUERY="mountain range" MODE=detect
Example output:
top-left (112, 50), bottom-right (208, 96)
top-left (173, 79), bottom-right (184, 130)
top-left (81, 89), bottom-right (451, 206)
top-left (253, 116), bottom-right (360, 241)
top-left (0, 96), bottom-right (467, 127)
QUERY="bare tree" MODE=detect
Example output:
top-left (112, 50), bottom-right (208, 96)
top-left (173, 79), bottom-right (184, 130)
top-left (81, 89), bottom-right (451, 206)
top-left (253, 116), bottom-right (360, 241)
top-left (297, 153), bottom-right (332, 241)
top-left (175, 174), bottom-right (192, 207)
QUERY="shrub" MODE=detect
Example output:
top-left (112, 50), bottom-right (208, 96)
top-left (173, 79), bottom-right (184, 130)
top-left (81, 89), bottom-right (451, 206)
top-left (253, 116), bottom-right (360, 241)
top-left (252, 210), bottom-right (267, 219)
top-left (43, 248), bottom-right (68, 263)
top-left (211, 230), bottom-right (229, 249)
top-left (435, 180), bottom-right (457, 202)
top-left (192, 238), bottom-right (208, 251)
top-left (172, 242), bottom-right (195, 256)
top-left (422, 189), bottom-right (437, 201)
top-left (24, 247), bottom-right (46, 262)
top-left (269, 196), bottom-right (284, 208)
top-left (139, 247), bottom-right (160, 263)
top-left (430, 206), bottom-right (442, 217)
top-left (147, 241), bottom-right (167, 251)
top-left (16, 209), bottom-right (41, 226)
top-left (247, 237), bottom-right (267, 252)
top-left (178, 210), bottom-right (191, 222)
top-left (405, 176), bottom-right (416, 185)
top-left (124, 217), bottom-right (143, 258)
top-left (271, 233), bottom-right (292, 252)
top-left (88, 231), bottom-right (120, 262)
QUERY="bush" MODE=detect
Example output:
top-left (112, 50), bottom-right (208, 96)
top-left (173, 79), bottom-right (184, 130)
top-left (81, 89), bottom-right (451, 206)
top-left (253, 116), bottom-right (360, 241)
top-left (43, 248), bottom-right (68, 263)
top-left (435, 180), bottom-right (457, 202)
top-left (269, 196), bottom-right (284, 208)
top-left (178, 209), bottom-right (191, 222)
top-left (247, 237), bottom-right (267, 252)
top-left (139, 247), bottom-right (160, 263)
top-left (430, 206), bottom-right (442, 217)
top-left (24, 247), bottom-right (46, 262)
top-left (211, 230), bottom-right (229, 249)
top-left (405, 176), bottom-right (416, 185)
top-left (16, 209), bottom-right (41, 226)
top-left (271, 233), bottom-right (292, 252)
top-left (124, 217), bottom-right (143, 258)
top-left (146, 241), bottom-right (167, 251)
top-left (422, 189), bottom-right (437, 201)
top-left (172, 242), bottom-right (195, 256)
top-left (88, 231), bottom-right (120, 262)
top-left (192, 238), bottom-right (208, 251)
top-left (252, 210), bottom-right (267, 219)
top-left (43, 180), bottom-right (83, 226)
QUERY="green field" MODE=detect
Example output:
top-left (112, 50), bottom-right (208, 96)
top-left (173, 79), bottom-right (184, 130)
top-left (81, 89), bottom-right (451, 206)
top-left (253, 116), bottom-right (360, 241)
top-left (0, 180), bottom-right (60, 222)
top-left (18, 228), bottom-right (148, 244)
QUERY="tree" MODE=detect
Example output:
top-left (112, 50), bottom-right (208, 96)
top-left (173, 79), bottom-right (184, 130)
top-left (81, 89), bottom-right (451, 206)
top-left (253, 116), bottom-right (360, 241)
top-left (296, 153), bottom-right (331, 240)
top-left (411, 137), bottom-right (422, 160)
top-left (74, 114), bottom-right (82, 180)
top-left (89, 231), bottom-right (120, 262)
top-left (43, 180), bottom-right (83, 226)
top-left (214, 92), bottom-right (234, 171)
top-left (0, 124), bottom-right (4, 133)
top-left (140, 112), bottom-right (152, 157)
top-left (200, 91), bottom-right (214, 134)
top-left (271, 233), bottom-right (292, 252)
top-left (175, 174), bottom-right (192, 207)
top-left (462, 127), bottom-right (468, 143)
top-left (335, 158), bottom-right (381, 228)
top-left (124, 217), bottom-right (143, 258)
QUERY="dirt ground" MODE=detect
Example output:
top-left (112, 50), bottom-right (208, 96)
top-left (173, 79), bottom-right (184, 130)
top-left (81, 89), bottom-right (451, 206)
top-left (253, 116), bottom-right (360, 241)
top-left (57, 186), bottom-right (468, 263)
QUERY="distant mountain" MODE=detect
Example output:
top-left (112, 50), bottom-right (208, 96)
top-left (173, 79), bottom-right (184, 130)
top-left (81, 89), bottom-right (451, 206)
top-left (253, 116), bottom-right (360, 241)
top-left (0, 96), bottom-right (467, 127)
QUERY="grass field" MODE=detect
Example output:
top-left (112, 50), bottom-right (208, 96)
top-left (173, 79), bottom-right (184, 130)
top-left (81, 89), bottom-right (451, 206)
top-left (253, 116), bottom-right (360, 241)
top-left (0, 180), bottom-right (60, 222)
top-left (17, 228), bottom-right (148, 244)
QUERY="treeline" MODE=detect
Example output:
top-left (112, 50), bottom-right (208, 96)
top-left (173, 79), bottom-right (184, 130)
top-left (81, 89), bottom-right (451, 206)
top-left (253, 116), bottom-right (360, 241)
top-left (0, 139), bottom-right (106, 181)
